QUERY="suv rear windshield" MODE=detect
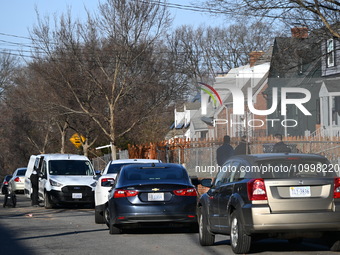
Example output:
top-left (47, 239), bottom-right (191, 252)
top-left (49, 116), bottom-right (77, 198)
top-left (48, 160), bottom-right (94, 176)
top-left (257, 158), bottom-right (336, 178)
top-left (107, 163), bottom-right (130, 174)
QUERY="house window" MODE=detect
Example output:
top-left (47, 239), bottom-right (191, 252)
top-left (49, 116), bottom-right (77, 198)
top-left (333, 96), bottom-right (340, 125)
top-left (200, 131), bottom-right (208, 140)
top-left (327, 38), bottom-right (335, 67)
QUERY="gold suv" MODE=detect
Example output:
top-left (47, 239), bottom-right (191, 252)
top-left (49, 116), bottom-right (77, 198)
top-left (198, 153), bottom-right (340, 254)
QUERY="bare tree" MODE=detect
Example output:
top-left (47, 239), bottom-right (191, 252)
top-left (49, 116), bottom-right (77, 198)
top-left (201, 0), bottom-right (340, 38)
top-left (29, 0), bottom-right (187, 159)
top-left (168, 21), bottom-right (277, 86)
top-left (0, 52), bottom-right (17, 102)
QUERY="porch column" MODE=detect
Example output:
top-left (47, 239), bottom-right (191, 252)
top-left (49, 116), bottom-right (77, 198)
top-left (329, 95), bottom-right (333, 136)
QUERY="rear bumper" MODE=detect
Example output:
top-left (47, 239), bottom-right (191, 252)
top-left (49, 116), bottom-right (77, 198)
top-left (243, 204), bottom-right (340, 233)
top-left (114, 214), bottom-right (197, 224)
top-left (12, 183), bottom-right (24, 191)
top-left (110, 198), bottom-right (197, 224)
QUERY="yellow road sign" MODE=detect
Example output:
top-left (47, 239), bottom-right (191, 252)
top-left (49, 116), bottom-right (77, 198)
top-left (69, 133), bottom-right (86, 148)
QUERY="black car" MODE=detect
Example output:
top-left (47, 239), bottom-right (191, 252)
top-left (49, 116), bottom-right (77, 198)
top-left (1, 175), bottom-right (13, 194)
top-left (198, 153), bottom-right (340, 254)
top-left (107, 163), bottom-right (198, 234)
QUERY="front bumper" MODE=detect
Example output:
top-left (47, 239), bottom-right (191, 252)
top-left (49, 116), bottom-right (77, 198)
top-left (48, 187), bottom-right (94, 204)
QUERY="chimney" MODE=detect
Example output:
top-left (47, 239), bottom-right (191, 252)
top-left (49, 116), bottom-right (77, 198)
top-left (291, 27), bottom-right (308, 39)
top-left (249, 51), bottom-right (264, 67)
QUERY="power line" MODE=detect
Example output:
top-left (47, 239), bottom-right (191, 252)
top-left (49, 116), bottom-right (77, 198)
top-left (0, 32), bottom-right (31, 41)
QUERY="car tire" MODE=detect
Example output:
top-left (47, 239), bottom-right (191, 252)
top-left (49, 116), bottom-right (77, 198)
top-left (104, 205), bottom-right (110, 228)
top-left (230, 211), bottom-right (251, 254)
top-left (44, 192), bottom-right (54, 209)
top-left (198, 209), bottom-right (215, 246)
top-left (95, 208), bottom-right (105, 224)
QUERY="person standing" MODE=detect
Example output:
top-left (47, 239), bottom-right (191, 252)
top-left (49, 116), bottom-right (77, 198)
top-left (216, 135), bottom-right (234, 166)
top-left (30, 170), bottom-right (39, 207)
top-left (234, 135), bottom-right (251, 155)
top-left (272, 133), bottom-right (291, 153)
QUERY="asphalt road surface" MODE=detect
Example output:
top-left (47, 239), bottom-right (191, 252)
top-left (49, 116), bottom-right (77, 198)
top-left (0, 194), bottom-right (335, 255)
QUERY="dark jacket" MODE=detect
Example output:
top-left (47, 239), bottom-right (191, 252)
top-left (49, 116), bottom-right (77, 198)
top-left (234, 141), bottom-right (251, 155)
top-left (272, 141), bottom-right (291, 153)
top-left (216, 143), bottom-right (234, 166)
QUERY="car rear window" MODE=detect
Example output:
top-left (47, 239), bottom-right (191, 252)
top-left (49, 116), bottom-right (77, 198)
top-left (122, 167), bottom-right (186, 183)
top-left (257, 158), bottom-right (336, 178)
top-left (107, 163), bottom-right (129, 174)
top-left (17, 169), bottom-right (26, 176)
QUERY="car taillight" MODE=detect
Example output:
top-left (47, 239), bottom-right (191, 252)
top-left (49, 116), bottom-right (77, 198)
top-left (14, 177), bottom-right (20, 182)
top-left (247, 178), bottom-right (267, 201)
top-left (4, 181), bottom-right (8, 185)
top-left (101, 178), bottom-right (114, 186)
top-left (174, 188), bottom-right (197, 196)
top-left (334, 178), bottom-right (340, 198)
top-left (113, 189), bottom-right (139, 198)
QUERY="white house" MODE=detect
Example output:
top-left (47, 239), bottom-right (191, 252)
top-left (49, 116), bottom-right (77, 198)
top-left (318, 79), bottom-right (340, 137)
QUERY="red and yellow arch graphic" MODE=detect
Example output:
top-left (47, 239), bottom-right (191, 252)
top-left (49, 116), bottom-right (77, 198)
top-left (197, 82), bottom-right (223, 106)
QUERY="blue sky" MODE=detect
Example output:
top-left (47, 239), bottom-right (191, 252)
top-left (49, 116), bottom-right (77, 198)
top-left (0, 0), bottom-right (226, 55)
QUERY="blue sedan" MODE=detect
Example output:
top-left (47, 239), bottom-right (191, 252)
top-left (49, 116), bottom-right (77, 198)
top-left (107, 163), bottom-right (198, 234)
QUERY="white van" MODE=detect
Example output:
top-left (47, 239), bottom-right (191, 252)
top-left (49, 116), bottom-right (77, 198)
top-left (26, 154), bottom-right (97, 209)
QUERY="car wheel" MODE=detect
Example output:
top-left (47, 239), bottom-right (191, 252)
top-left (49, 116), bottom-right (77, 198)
top-left (198, 209), bottom-right (215, 246)
top-left (44, 192), bottom-right (54, 209)
top-left (230, 211), bottom-right (251, 254)
top-left (104, 205), bottom-right (110, 228)
top-left (95, 208), bottom-right (105, 224)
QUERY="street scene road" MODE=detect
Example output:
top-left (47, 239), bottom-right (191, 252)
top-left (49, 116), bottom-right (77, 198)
top-left (0, 194), bottom-right (334, 255)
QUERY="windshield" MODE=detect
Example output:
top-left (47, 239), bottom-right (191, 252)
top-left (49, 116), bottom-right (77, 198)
top-left (48, 160), bottom-right (94, 176)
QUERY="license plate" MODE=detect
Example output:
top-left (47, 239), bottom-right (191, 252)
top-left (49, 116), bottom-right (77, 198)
top-left (72, 193), bottom-right (82, 199)
top-left (148, 193), bottom-right (164, 201)
top-left (290, 186), bottom-right (311, 197)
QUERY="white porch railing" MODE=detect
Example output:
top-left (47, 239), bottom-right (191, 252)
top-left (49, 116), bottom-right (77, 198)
top-left (310, 126), bottom-right (340, 139)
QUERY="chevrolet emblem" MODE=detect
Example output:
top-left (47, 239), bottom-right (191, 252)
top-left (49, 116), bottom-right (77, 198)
top-left (152, 188), bottom-right (160, 191)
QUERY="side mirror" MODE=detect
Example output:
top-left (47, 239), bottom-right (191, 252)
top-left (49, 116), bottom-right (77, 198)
top-left (200, 178), bottom-right (212, 188)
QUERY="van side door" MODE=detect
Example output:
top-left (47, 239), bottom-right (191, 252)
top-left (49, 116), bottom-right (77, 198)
top-left (38, 159), bottom-right (47, 199)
